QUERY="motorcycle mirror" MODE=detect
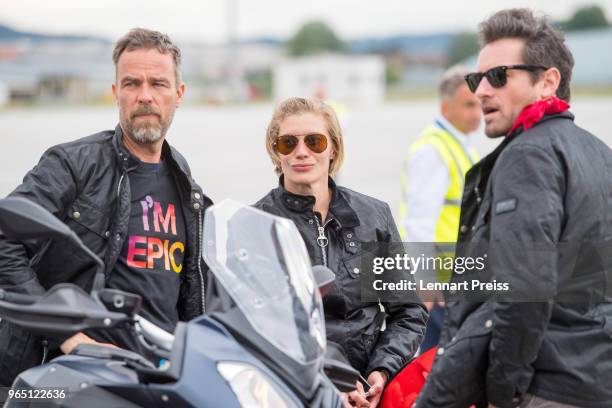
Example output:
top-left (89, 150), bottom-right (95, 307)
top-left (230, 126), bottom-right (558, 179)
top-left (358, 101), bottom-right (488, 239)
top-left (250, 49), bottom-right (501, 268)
top-left (0, 284), bottom-right (128, 335)
top-left (0, 196), bottom-right (74, 241)
top-left (0, 197), bottom-right (106, 295)
top-left (311, 265), bottom-right (335, 295)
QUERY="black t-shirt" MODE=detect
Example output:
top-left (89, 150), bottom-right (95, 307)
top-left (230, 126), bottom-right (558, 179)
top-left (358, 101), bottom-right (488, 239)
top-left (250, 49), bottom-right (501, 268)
top-left (88, 160), bottom-right (186, 359)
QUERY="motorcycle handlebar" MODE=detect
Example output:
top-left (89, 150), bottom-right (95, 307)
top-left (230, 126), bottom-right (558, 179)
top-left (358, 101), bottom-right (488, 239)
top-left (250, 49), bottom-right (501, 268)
top-left (133, 314), bottom-right (175, 353)
top-left (0, 289), bottom-right (39, 305)
top-left (0, 290), bottom-right (175, 354)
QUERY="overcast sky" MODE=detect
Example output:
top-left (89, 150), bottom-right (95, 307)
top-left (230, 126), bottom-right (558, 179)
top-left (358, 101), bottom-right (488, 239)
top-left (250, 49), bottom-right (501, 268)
top-left (2, 0), bottom-right (611, 43)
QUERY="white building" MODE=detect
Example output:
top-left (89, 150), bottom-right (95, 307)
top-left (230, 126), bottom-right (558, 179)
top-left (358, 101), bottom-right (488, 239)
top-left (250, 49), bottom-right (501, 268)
top-left (273, 54), bottom-right (386, 105)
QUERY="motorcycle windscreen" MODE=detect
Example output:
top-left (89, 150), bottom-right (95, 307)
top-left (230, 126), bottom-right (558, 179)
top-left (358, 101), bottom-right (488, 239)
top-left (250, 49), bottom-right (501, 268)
top-left (203, 199), bottom-right (326, 365)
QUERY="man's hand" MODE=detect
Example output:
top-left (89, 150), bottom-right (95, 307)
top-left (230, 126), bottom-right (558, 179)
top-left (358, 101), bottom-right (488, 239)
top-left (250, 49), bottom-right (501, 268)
top-left (365, 370), bottom-right (388, 408)
top-left (60, 332), bottom-right (118, 354)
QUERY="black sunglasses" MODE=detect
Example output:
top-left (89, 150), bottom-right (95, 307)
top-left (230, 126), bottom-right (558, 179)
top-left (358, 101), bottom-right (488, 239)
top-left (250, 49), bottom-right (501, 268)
top-left (464, 64), bottom-right (549, 93)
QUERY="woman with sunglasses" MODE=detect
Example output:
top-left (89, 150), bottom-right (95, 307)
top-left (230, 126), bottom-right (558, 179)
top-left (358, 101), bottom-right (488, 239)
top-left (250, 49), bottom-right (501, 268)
top-left (255, 97), bottom-right (428, 408)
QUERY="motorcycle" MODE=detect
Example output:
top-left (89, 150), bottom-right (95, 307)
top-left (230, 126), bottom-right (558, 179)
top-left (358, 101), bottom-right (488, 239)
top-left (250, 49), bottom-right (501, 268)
top-left (0, 197), bottom-right (360, 407)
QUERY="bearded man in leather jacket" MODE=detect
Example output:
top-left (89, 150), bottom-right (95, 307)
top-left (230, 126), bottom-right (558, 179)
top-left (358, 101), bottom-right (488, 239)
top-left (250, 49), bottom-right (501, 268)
top-left (0, 28), bottom-right (212, 386)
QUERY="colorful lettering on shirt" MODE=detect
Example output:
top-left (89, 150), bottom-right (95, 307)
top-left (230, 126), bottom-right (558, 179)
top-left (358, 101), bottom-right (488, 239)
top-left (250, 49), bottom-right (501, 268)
top-left (127, 195), bottom-right (184, 273)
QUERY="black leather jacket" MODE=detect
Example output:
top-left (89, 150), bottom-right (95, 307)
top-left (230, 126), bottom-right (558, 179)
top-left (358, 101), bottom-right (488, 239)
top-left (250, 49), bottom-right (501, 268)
top-left (417, 112), bottom-right (612, 408)
top-left (255, 176), bottom-right (428, 378)
top-left (0, 125), bottom-right (213, 386)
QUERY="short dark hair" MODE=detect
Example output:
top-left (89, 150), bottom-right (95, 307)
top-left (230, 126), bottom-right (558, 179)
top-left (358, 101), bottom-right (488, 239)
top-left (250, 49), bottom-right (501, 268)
top-left (479, 8), bottom-right (574, 101)
top-left (112, 28), bottom-right (182, 84)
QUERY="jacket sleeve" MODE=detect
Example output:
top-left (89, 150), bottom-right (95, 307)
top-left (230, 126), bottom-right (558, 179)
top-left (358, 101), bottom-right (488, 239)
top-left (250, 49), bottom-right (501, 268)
top-left (485, 144), bottom-right (564, 407)
top-left (366, 204), bottom-right (429, 376)
top-left (0, 146), bottom-right (78, 295)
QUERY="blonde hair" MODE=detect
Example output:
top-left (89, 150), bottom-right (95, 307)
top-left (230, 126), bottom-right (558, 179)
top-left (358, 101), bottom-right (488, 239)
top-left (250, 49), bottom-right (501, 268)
top-left (265, 97), bottom-right (345, 176)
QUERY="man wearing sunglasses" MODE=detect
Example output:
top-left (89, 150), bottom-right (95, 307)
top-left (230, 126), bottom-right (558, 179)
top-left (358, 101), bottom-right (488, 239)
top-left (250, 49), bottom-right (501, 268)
top-left (417, 8), bottom-right (612, 408)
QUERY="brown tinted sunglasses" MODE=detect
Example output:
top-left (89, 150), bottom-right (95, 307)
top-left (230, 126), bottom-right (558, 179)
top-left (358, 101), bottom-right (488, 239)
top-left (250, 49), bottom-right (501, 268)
top-left (273, 133), bottom-right (328, 155)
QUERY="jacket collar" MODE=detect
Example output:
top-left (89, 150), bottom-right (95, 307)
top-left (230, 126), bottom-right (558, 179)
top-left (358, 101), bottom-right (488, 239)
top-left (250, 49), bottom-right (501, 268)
top-left (473, 111), bottom-right (575, 175)
top-left (507, 111), bottom-right (574, 139)
top-left (275, 175), bottom-right (360, 228)
top-left (465, 111), bottom-right (575, 200)
top-left (112, 124), bottom-right (187, 173)
top-left (112, 124), bottom-right (141, 170)
top-left (112, 124), bottom-right (207, 206)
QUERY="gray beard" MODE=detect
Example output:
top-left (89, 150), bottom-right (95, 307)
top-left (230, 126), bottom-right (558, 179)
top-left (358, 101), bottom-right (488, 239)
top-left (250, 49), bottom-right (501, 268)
top-left (129, 125), bottom-right (163, 144)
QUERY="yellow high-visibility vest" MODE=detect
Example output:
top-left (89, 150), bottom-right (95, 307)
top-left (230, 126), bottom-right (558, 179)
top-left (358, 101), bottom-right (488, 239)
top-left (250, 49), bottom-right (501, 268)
top-left (399, 122), bottom-right (479, 244)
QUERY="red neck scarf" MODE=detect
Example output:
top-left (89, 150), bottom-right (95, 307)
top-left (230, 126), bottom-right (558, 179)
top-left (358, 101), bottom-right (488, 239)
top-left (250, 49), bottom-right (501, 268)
top-left (507, 96), bottom-right (570, 136)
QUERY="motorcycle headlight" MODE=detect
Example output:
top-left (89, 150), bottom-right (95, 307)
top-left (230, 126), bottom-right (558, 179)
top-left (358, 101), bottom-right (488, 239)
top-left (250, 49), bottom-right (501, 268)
top-left (217, 362), bottom-right (300, 408)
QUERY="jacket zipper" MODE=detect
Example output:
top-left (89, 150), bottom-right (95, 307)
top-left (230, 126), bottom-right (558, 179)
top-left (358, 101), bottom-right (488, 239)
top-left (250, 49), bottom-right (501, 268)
top-left (197, 209), bottom-right (205, 314)
top-left (117, 172), bottom-right (126, 198)
top-left (314, 216), bottom-right (331, 267)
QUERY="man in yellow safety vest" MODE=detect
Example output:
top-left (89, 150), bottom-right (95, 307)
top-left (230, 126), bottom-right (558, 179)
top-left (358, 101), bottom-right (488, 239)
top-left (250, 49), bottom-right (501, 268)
top-left (399, 65), bottom-right (481, 352)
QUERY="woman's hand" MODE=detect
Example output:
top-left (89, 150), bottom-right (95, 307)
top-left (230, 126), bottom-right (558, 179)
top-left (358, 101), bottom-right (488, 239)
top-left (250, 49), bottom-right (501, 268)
top-left (341, 380), bottom-right (369, 408)
top-left (365, 370), bottom-right (388, 407)
top-left (340, 371), bottom-right (388, 408)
